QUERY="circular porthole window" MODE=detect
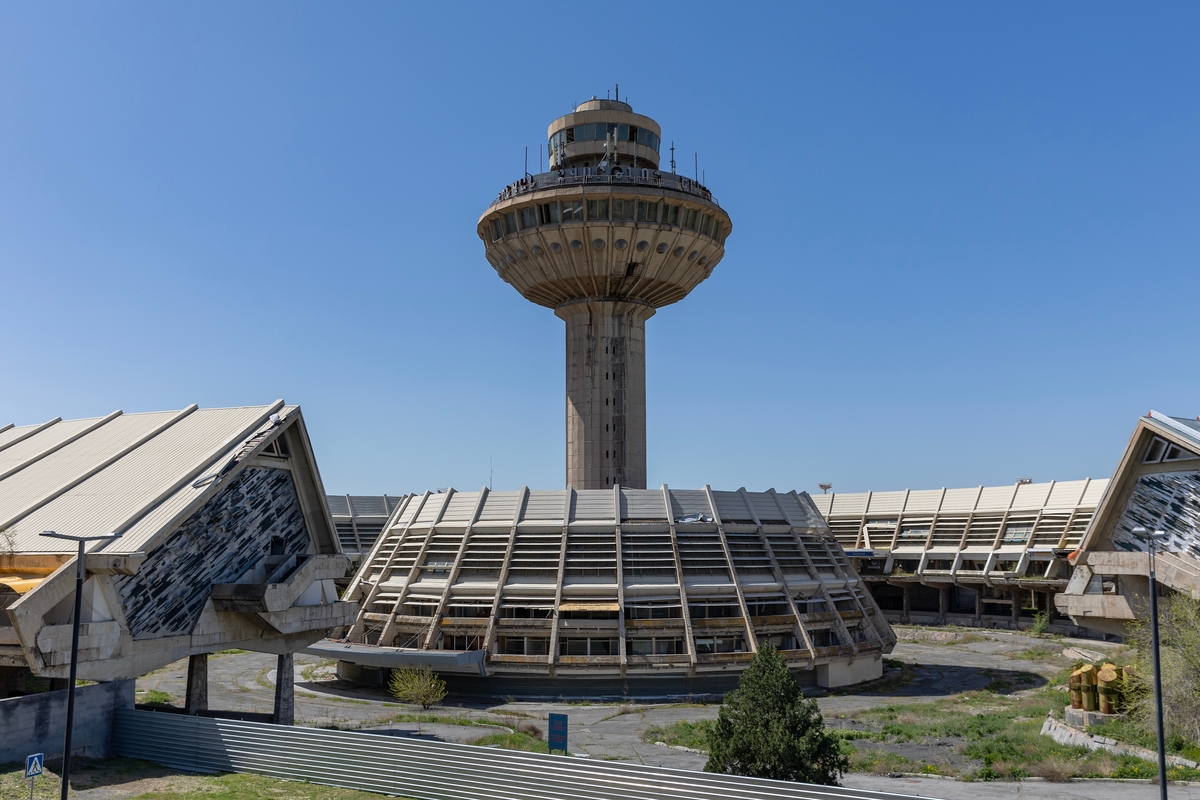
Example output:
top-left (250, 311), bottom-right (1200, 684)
top-left (614, 239), bottom-right (627, 250)
top-left (570, 240), bottom-right (583, 251)
top-left (687, 250), bottom-right (698, 261)
top-left (516, 250), bottom-right (527, 260)
top-left (636, 241), bottom-right (649, 252)
top-left (532, 245), bottom-right (544, 256)
top-left (673, 246), bottom-right (685, 257)
top-left (592, 239), bottom-right (605, 250)
top-left (656, 243), bottom-right (669, 254)
top-left (550, 242), bottom-right (562, 253)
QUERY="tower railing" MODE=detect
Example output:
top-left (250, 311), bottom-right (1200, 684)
top-left (489, 171), bottom-right (717, 209)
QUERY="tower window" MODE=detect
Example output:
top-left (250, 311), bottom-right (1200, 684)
top-left (520, 207), bottom-right (538, 229)
top-left (662, 204), bottom-right (679, 225)
top-left (561, 201), bottom-right (583, 221)
top-left (712, 222), bottom-right (724, 242)
top-left (587, 199), bottom-right (609, 220)
top-left (504, 212), bottom-right (518, 235)
top-left (627, 125), bottom-right (638, 142)
top-left (538, 202), bottom-right (559, 224)
top-left (612, 199), bottom-right (634, 220)
top-left (489, 218), bottom-right (504, 242)
top-left (565, 127), bottom-right (575, 144)
top-left (681, 208), bottom-right (697, 230)
top-left (699, 214), bottom-right (712, 236)
top-left (637, 201), bottom-right (658, 222)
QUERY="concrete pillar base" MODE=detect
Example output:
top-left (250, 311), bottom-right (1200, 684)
top-left (185, 653), bottom-right (208, 715)
top-left (273, 653), bottom-right (294, 726)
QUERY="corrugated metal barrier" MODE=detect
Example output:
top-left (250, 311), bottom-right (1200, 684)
top-left (113, 708), bottom-right (928, 800)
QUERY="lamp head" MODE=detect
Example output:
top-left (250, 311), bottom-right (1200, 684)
top-left (40, 530), bottom-right (123, 542)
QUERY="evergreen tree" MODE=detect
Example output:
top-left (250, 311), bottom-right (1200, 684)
top-left (704, 645), bottom-right (847, 784)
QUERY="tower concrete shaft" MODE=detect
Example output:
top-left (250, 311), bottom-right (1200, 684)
top-left (557, 299), bottom-right (654, 489)
top-left (478, 97), bottom-right (732, 489)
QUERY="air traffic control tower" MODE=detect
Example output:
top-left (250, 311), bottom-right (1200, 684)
top-left (478, 97), bottom-right (732, 490)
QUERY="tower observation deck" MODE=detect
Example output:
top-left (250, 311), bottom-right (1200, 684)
top-left (478, 97), bottom-right (733, 489)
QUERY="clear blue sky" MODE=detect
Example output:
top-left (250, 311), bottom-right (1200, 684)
top-left (2, 4), bottom-right (1197, 496)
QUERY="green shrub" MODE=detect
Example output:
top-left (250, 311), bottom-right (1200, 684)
top-left (388, 667), bottom-right (447, 710)
top-left (704, 646), bottom-right (847, 785)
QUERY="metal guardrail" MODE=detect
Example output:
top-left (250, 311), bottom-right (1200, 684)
top-left (113, 708), bottom-right (929, 800)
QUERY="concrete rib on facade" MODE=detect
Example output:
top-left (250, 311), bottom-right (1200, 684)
top-left (0, 404), bottom-right (355, 681)
top-left (812, 479), bottom-right (1108, 631)
top-left (337, 485), bottom-right (894, 690)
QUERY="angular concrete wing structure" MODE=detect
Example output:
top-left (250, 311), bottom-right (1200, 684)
top-left (0, 403), bottom-right (356, 682)
top-left (813, 478), bottom-right (1108, 632)
top-left (1058, 411), bottom-right (1200, 635)
top-left (335, 485), bottom-right (894, 693)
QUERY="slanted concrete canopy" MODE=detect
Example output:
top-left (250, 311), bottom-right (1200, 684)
top-left (0, 403), bottom-right (356, 682)
top-left (335, 484), bottom-right (893, 690)
top-left (1057, 411), bottom-right (1200, 635)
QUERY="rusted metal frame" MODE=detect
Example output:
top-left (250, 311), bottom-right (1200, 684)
top-left (424, 489), bottom-right (491, 650)
top-left (379, 490), bottom-right (455, 647)
top-left (613, 483), bottom-right (628, 677)
top-left (347, 492), bottom-right (428, 639)
top-left (702, 485), bottom-right (757, 654)
top-left (547, 487), bottom-right (574, 675)
top-left (780, 490), bottom-right (857, 655)
top-left (484, 487), bottom-right (529, 656)
top-left (745, 488), bottom-right (813, 664)
top-left (660, 484), bottom-right (698, 673)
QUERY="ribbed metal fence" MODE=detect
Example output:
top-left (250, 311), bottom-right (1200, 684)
top-left (113, 709), bottom-right (927, 800)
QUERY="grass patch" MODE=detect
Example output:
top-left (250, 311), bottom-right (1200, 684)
top-left (139, 689), bottom-right (174, 706)
top-left (1015, 645), bottom-right (1061, 661)
top-left (300, 658), bottom-right (336, 681)
top-left (642, 719), bottom-right (714, 751)
top-left (834, 678), bottom-right (1200, 781)
top-left (1, 758), bottom-right (416, 800)
top-left (471, 730), bottom-right (550, 753)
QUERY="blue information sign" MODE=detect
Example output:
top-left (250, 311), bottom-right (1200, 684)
top-left (547, 713), bottom-right (568, 753)
top-left (25, 753), bottom-right (44, 779)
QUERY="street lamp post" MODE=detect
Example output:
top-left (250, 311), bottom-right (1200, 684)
top-left (1132, 526), bottom-right (1170, 800)
top-left (39, 530), bottom-right (121, 800)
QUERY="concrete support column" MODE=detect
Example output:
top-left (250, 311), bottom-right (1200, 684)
top-left (1011, 590), bottom-right (1021, 627)
top-left (901, 584), bottom-right (911, 623)
top-left (938, 586), bottom-right (948, 622)
top-left (556, 298), bottom-right (655, 489)
top-left (974, 586), bottom-right (983, 624)
top-left (273, 653), bottom-right (294, 726)
top-left (184, 653), bottom-right (208, 715)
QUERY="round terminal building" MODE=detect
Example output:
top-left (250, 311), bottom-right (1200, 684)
top-left (316, 97), bottom-right (894, 697)
top-left (326, 486), bottom-right (895, 698)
